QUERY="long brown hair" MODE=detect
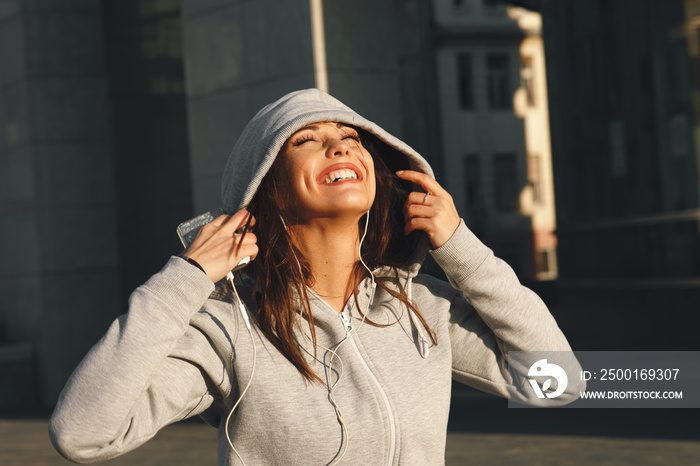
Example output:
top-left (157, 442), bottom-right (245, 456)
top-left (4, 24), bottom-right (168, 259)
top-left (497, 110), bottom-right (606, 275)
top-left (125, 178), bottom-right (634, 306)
top-left (244, 127), bottom-right (437, 383)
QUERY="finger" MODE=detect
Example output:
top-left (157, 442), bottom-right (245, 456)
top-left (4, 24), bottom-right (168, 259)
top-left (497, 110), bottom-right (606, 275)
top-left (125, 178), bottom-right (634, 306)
top-left (236, 213), bottom-right (257, 232)
top-left (220, 209), bottom-right (251, 232)
top-left (235, 214), bottom-right (257, 235)
top-left (404, 203), bottom-right (435, 219)
top-left (209, 214), bottom-right (232, 227)
top-left (396, 170), bottom-right (448, 197)
top-left (236, 232), bottom-right (257, 245)
top-left (403, 192), bottom-right (443, 220)
top-left (406, 191), bottom-right (436, 207)
top-left (232, 229), bottom-right (256, 257)
top-left (235, 243), bottom-right (259, 262)
top-left (403, 217), bottom-right (433, 236)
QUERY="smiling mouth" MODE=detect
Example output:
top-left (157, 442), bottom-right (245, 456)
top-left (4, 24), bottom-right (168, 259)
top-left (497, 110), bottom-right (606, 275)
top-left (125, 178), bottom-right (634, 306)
top-left (316, 164), bottom-right (363, 185)
top-left (322, 168), bottom-right (358, 184)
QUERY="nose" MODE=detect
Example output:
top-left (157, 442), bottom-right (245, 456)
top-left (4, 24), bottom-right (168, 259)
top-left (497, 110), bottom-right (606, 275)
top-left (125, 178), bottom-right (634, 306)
top-left (326, 138), bottom-right (350, 158)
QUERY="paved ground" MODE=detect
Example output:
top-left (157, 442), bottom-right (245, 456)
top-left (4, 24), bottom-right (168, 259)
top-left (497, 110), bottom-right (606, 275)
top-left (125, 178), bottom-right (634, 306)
top-left (3, 388), bottom-right (699, 465)
top-left (3, 416), bottom-right (700, 466)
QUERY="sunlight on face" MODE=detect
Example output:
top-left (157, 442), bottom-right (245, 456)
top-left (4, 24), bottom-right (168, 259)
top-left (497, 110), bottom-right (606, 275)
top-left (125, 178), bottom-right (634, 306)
top-left (280, 122), bottom-right (376, 222)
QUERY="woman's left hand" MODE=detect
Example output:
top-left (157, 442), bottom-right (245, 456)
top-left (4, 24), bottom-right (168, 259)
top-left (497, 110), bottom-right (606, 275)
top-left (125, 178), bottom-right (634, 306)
top-left (397, 170), bottom-right (461, 249)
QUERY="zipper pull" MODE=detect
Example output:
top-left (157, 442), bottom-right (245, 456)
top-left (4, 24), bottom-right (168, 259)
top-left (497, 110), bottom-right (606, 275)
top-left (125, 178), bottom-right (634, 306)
top-left (339, 311), bottom-right (353, 332)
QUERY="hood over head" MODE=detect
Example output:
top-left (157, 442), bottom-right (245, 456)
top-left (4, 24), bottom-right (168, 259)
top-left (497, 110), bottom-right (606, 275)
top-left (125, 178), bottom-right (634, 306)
top-left (221, 88), bottom-right (434, 213)
top-left (215, 88), bottom-right (435, 275)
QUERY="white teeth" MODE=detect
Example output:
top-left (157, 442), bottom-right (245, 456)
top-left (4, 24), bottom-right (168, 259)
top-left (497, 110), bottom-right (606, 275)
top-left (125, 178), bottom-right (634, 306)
top-left (323, 168), bottom-right (358, 184)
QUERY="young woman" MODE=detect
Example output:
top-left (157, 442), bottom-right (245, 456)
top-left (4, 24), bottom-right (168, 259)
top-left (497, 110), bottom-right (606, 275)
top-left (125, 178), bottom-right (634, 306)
top-left (50, 89), bottom-right (581, 465)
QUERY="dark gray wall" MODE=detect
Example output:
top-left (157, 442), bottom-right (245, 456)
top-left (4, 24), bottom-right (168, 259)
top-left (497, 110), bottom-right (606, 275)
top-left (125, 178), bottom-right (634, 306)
top-left (0, 0), bottom-right (120, 406)
top-left (539, 0), bottom-right (700, 280)
top-left (180, 0), bottom-right (317, 213)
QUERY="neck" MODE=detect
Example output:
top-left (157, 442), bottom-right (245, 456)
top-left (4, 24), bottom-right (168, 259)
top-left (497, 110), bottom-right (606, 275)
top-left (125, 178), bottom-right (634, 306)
top-left (289, 215), bottom-right (365, 313)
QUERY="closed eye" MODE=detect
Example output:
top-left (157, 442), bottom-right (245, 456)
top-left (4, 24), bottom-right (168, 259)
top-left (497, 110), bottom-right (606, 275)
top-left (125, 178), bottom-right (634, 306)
top-left (340, 127), bottom-right (361, 143)
top-left (292, 135), bottom-right (317, 146)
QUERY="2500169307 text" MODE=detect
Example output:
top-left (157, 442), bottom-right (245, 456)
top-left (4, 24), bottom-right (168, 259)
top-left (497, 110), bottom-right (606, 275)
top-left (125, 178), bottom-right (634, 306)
top-left (582, 369), bottom-right (680, 381)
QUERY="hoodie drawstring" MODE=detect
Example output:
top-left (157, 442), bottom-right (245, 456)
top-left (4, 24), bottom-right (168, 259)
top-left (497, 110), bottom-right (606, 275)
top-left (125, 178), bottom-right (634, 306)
top-left (406, 278), bottom-right (430, 359)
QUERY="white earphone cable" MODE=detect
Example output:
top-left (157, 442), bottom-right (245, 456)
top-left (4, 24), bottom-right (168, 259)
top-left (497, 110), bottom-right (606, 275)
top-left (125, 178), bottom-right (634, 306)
top-left (224, 272), bottom-right (256, 466)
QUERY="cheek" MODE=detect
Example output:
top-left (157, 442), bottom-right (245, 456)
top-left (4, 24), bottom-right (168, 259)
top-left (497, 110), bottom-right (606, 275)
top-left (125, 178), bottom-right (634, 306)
top-left (367, 159), bottom-right (377, 193)
top-left (284, 158), bottom-right (314, 192)
top-left (367, 170), bottom-right (378, 206)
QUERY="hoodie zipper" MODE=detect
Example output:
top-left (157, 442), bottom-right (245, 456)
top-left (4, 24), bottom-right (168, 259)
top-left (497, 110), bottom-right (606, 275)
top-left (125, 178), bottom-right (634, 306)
top-left (338, 310), bottom-right (396, 466)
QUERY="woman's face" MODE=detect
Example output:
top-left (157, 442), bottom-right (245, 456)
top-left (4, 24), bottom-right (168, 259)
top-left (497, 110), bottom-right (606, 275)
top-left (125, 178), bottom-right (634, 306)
top-left (280, 122), bottom-right (376, 222)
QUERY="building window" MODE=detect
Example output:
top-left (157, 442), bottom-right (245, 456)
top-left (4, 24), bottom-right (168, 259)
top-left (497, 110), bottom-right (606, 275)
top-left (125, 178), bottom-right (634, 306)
top-left (457, 53), bottom-right (475, 110)
top-left (493, 153), bottom-right (518, 212)
top-left (486, 53), bottom-right (511, 110)
top-left (520, 56), bottom-right (535, 106)
top-left (536, 248), bottom-right (558, 279)
top-left (528, 154), bottom-right (543, 205)
top-left (464, 155), bottom-right (482, 212)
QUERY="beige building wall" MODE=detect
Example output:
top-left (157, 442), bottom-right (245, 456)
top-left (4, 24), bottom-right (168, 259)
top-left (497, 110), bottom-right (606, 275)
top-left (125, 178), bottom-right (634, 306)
top-left (510, 6), bottom-right (558, 280)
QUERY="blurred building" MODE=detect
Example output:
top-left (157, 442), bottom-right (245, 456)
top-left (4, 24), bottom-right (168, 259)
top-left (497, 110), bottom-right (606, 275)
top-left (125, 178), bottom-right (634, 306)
top-left (432, 0), bottom-right (557, 281)
top-left (508, 0), bottom-right (700, 350)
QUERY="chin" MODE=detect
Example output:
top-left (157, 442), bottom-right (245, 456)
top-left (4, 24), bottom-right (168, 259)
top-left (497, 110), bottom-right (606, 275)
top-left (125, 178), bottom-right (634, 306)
top-left (303, 200), bottom-right (373, 220)
top-left (297, 187), bottom-right (375, 219)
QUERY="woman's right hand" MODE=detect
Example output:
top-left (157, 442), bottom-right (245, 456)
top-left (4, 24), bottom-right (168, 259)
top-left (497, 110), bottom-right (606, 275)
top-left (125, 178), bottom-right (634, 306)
top-left (182, 209), bottom-right (258, 283)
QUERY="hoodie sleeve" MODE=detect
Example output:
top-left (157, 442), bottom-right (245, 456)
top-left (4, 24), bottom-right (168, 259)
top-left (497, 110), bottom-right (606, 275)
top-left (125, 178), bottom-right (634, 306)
top-left (49, 256), bottom-right (225, 463)
top-left (429, 220), bottom-right (584, 405)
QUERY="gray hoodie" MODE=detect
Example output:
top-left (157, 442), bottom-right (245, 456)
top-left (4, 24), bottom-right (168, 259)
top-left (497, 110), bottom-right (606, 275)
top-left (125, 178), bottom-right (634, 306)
top-left (49, 89), bottom-right (582, 465)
